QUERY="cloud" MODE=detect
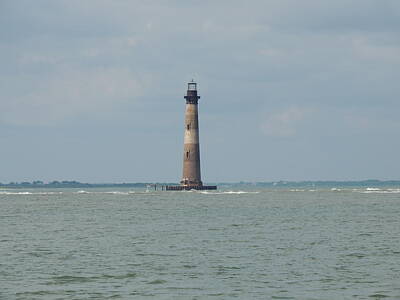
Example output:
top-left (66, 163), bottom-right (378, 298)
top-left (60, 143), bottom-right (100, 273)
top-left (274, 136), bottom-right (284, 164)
top-left (0, 0), bottom-right (400, 181)
top-left (352, 36), bottom-right (400, 63)
top-left (261, 107), bottom-right (313, 137)
top-left (342, 109), bottom-right (400, 134)
top-left (0, 67), bottom-right (143, 126)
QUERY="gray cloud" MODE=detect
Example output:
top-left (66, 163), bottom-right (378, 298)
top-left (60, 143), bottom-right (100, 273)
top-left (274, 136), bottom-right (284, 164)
top-left (0, 0), bottom-right (399, 182)
top-left (0, 67), bottom-right (144, 126)
top-left (261, 107), bottom-right (314, 137)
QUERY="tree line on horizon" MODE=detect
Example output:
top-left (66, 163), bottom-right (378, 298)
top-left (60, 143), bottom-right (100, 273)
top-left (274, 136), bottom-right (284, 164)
top-left (0, 179), bottom-right (399, 188)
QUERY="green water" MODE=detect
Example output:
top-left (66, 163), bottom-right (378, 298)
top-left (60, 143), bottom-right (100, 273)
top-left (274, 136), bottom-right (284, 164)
top-left (1, 187), bottom-right (399, 299)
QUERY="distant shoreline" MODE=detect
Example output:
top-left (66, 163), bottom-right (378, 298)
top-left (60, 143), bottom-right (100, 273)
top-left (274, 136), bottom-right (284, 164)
top-left (1, 180), bottom-right (399, 189)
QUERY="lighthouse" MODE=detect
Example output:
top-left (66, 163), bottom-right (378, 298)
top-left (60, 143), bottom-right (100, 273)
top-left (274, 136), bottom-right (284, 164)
top-left (166, 81), bottom-right (216, 191)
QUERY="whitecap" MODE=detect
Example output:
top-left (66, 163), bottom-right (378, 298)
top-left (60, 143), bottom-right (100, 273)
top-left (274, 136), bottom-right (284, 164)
top-left (0, 191), bottom-right (33, 195)
top-left (36, 192), bottom-right (63, 195)
top-left (75, 190), bottom-right (90, 194)
top-left (104, 191), bottom-right (129, 195)
top-left (199, 191), bottom-right (259, 195)
top-left (361, 189), bottom-right (400, 194)
top-left (0, 191), bottom-right (63, 195)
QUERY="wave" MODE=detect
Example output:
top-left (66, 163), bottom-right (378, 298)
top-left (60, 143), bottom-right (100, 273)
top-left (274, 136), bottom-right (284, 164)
top-left (199, 191), bottom-right (260, 195)
top-left (4, 187), bottom-right (399, 196)
top-left (74, 190), bottom-right (135, 195)
top-left (347, 187), bottom-right (400, 194)
top-left (0, 191), bottom-right (62, 195)
top-left (104, 191), bottom-right (130, 195)
top-left (330, 187), bottom-right (400, 194)
top-left (360, 188), bottom-right (400, 194)
top-left (0, 191), bottom-right (34, 195)
top-left (76, 190), bottom-right (89, 194)
top-left (0, 190), bottom-right (138, 196)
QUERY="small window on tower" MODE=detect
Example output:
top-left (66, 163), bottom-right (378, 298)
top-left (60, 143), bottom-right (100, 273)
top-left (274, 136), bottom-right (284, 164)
top-left (187, 124), bottom-right (190, 130)
top-left (186, 151), bottom-right (189, 158)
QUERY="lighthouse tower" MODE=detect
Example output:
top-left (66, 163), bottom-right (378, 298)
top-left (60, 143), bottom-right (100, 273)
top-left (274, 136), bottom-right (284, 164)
top-left (166, 81), bottom-right (216, 191)
top-left (181, 81), bottom-right (202, 188)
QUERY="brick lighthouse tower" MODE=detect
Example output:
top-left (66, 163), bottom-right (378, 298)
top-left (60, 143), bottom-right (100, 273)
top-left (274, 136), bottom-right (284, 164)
top-left (166, 81), bottom-right (216, 191)
top-left (181, 80), bottom-right (202, 187)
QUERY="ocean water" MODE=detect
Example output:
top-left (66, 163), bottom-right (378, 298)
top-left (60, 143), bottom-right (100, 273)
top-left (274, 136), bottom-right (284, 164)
top-left (1, 187), bottom-right (399, 299)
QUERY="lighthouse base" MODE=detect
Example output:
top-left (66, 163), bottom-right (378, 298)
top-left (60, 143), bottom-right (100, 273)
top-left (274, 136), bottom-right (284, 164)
top-left (165, 185), bottom-right (217, 191)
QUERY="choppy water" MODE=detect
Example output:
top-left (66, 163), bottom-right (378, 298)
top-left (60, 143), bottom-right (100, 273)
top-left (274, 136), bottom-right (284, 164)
top-left (1, 187), bottom-right (399, 299)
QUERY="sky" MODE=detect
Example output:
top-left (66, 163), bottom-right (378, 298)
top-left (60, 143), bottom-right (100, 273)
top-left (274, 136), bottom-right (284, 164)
top-left (1, 0), bottom-right (400, 183)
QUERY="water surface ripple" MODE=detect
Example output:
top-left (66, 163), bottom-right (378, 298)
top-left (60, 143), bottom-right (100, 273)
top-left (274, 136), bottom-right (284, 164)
top-left (1, 188), bottom-right (399, 299)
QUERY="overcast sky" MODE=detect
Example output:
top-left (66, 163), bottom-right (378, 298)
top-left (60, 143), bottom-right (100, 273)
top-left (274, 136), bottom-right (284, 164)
top-left (1, 0), bottom-right (400, 183)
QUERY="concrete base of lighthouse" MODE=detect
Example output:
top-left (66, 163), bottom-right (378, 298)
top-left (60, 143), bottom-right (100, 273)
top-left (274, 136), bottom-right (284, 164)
top-left (165, 185), bottom-right (217, 191)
